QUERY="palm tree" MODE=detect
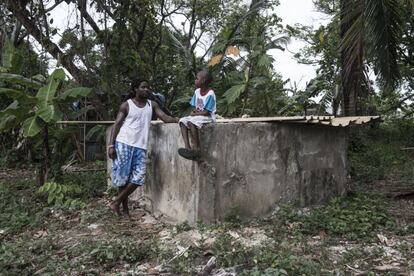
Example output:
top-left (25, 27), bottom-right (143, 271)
top-left (339, 0), bottom-right (411, 116)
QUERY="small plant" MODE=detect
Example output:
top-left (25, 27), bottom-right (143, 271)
top-left (38, 181), bottom-right (85, 208)
top-left (175, 221), bottom-right (192, 233)
top-left (224, 205), bottom-right (242, 225)
top-left (213, 233), bottom-right (249, 267)
top-left (89, 238), bottom-right (151, 264)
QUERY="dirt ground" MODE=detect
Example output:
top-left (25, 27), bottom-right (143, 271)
top-left (1, 170), bottom-right (414, 275)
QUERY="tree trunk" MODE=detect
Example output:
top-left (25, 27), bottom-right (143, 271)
top-left (5, 0), bottom-right (111, 120)
top-left (37, 125), bottom-right (50, 186)
top-left (5, 0), bottom-right (85, 84)
top-left (340, 0), bottom-right (363, 116)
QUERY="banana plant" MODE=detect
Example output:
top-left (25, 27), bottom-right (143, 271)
top-left (0, 40), bottom-right (91, 183)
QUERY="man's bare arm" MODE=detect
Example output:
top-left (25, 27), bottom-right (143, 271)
top-left (109, 102), bottom-right (128, 146)
top-left (152, 101), bottom-right (179, 123)
top-left (108, 102), bottom-right (128, 160)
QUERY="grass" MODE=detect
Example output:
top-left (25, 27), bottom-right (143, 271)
top-left (1, 119), bottom-right (414, 274)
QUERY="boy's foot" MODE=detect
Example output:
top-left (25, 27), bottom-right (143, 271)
top-left (178, 148), bottom-right (200, 160)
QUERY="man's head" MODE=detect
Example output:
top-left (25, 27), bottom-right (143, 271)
top-left (195, 69), bottom-right (213, 88)
top-left (131, 78), bottom-right (150, 99)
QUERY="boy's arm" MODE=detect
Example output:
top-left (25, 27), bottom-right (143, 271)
top-left (191, 110), bottom-right (210, 116)
top-left (108, 102), bottom-right (128, 160)
top-left (191, 94), bottom-right (215, 116)
top-left (152, 101), bottom-right (179, 123)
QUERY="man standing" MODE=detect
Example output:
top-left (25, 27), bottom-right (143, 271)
top-left (107, 78), bottom-right (178, 218)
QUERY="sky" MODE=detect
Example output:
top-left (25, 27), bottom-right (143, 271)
top-left (273, 0), bottom-right (330, 89)
top-left (48, 0), bottom-right (328, 89)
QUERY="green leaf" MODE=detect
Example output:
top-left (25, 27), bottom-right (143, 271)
top-left (0, 87), bottom-right (37, 103)
top-left (223, 84), bottom-right (246, 104)
top-left (0, 73), bottom-right (42, 89)
top-left (68, 106), bottom-right (94, 119)
top-left (37, 105), bottom-right (62, 123)
top-left (47, 195), bottom-right (55, 204)
top-left (22, 116), bottom-right (41, 137)
top-left (58, 87), bottom-right (91, 101)
top-left (31, 74), bottom-right (47, 83)
top-left (0, 114), bottom-right (16, 131)
top-left (49, 182), bottom-right (57, 193)
top-left (48, 68), bottom-right (66, 82)
top-left (1, 40), bottom-right (14, 69)
top-left (36, 77), bottom-right (60, 108)
top-left (257, 54), bottom-right (274, 69)
top-left (86, 125), bottom-right (105, 140)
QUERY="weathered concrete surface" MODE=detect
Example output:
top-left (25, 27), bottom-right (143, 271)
top-left (111, 122), bottom-right (349, 224)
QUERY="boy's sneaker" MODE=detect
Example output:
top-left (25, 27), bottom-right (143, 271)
top-left (178, 148), bottom-right (200, 160)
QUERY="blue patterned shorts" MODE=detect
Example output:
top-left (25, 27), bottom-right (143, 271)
top-left (112, 141), bottom-right (147, 187)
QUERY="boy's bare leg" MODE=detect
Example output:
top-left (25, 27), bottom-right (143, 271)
top-left (188, 123), bottom-right (200, 154)
top-left (180, 123), bottom-right (192, 149)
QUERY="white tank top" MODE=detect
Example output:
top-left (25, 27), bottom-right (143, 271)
top-left (116, 99), bottom-right (152, 150)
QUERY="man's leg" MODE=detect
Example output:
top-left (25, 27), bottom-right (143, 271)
top-left (109, 184), bottom-right (138, 216)
top-left (180, 122), bottom-right (192, 149)
top-left (119, 186), bottom-right (130, 218)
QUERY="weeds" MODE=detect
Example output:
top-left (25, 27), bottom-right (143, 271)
top-left (0, 180), bottom-right (42, 233)
top-left (213, 233), bottom-right (250, 267)
top-left (349, 119), bottom-right (414, 183)
top-left (89, 237), bottom-right (152, 264)
top-left (273, 194), bottom-right (395, 240)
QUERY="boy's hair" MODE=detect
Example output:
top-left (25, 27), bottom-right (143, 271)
top-left (200, 69), bottom-right (213, 84)
top-left (131, 78), bottom-right (148, 91)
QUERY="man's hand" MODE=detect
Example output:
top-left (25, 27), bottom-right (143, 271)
top-left (108, 147), bottom-right (117, 160)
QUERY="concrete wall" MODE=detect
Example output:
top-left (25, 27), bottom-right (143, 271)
top-left (118, 122), bottom-right (349, 224)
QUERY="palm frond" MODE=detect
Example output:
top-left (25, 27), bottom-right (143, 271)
top-left (265, 35), bottom-right (291, 51)
top-left (165, 28), bottom-right (192, 68)
top-left (340, 0), bottom-right (365, 85)
top-left (365, 0), bottom-right (403, 89)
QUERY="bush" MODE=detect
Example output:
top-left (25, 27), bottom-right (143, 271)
top-left (349, 118), bottom-right (414, 183)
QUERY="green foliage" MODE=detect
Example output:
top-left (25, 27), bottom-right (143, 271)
top-left (38, 181), bottom-right (85, 208)
top-left (275, 194), bottom-right (395, 240)
top-left (349, 118), bottom-right (414, 182)
top-left (54, 170), bottom-right (107, 199)
top-left (89, 238), bottom-right (151, 264)
top-left (0, 180), bottom-right (42, 233)
top-left (224, 205), bottom-right (242, 225)
top-left (247, 246), bottom-right (321, 275)
top-left (0, 237), bottom-right (59, 275)
top-left (175, 221), bottom-right (193, 234)
top-left (302, 194), bottom-right (394, 239)
top-left (213, 233), bottom-right (249, 267)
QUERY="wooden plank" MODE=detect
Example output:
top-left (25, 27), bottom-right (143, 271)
top-left (56, 116), bottom-right (381, 126)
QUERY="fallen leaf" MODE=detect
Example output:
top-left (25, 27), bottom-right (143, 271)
top-left (34, 230), bottom-right (48, 238)
top-left (377, 233), bottom-right (388, 244)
